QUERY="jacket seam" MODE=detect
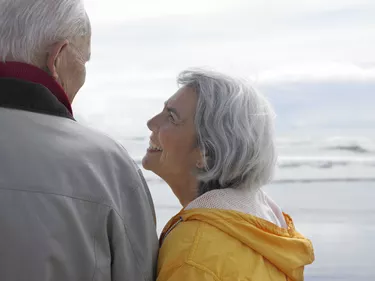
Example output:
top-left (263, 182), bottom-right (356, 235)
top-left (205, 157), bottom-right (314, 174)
top-left (0, 187), bottom-right (116, 211)
top-left (91, 206), bottom-right (102, 281)
top-left (0, 187), bottom-right (148, 281)
top-left (91, 233), bottom-right (97, 281)
top-left (186, 223), bottom-right (222, 281)
top-left (160, 217), bottom-right (182, 247)
top-left (187, 222), bottom-right (203, 261)
top-left (185, 260), bottom-right (222, 281)
top-left (0, 186), bottom-right (142, 230)
top-left (111, 210), bottom-right (148, 281)
top-left (186, 209), bottom-right (291, 237)
top-left (0, 187), bottom-right (108, 281)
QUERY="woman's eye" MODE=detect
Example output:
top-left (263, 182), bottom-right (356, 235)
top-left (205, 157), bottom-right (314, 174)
top-left (168, 113), bottom-right (175, 122)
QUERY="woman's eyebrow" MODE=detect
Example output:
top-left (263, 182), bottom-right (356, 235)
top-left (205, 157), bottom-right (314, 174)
top-left (164, 102), bottom-right (181, 119)
top-left (167, 107), bottom-right (181, 119)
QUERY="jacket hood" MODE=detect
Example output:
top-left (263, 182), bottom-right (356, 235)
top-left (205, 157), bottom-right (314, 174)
top-left (178, 208), bottom-right (314, 281)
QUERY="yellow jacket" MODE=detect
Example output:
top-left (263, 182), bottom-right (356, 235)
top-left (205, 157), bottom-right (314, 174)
top-left (157, 208), bottom-right (314, 281)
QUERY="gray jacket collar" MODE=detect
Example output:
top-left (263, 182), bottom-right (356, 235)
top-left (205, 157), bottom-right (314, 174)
top-left (0, 78), bottom-right (74, 120)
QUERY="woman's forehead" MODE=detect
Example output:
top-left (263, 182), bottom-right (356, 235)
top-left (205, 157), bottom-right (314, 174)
top-left (167, 87), bottom-right (197, 116)
top-left (168, 87), bottom-right (196, 105)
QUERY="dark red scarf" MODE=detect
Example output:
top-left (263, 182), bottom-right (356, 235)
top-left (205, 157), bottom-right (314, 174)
top-left (0, 61), bottom-right (73, 114)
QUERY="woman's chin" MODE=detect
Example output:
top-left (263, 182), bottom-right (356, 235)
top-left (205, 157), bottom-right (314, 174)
top-left (141, 155), bottom-right (151, 170)
top-left (142, 151), bottom-right (160, 171)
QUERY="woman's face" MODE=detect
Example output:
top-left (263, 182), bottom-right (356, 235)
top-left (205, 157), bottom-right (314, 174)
top-left (142, 86), bottom-right (202, 185)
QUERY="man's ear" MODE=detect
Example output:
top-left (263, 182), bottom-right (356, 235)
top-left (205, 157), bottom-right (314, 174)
top-left (46, 40), bottom-right (69, 80)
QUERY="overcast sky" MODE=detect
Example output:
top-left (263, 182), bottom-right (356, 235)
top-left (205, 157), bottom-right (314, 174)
top-left (75, 0), bottom-right (375, 138)
top-left (83, 0), bottom-right (374, 83)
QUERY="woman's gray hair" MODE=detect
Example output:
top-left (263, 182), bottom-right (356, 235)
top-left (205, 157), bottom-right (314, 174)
top-left (178, 69), bottom-right (277, 195)
top-left (0, 0), bottom-right (90, 64)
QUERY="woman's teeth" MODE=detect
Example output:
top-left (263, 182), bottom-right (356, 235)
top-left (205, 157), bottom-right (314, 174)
top-left (149, 141), bottom-right (163, 151)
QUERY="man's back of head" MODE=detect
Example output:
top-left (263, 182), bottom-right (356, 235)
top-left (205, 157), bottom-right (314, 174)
top-left (0, 1), bottom-right (158, 280)
top-left (0, 0), bottom-right (91, 102)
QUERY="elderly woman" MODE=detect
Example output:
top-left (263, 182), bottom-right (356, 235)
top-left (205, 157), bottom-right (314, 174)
top-left (143, 69), bottom-right (314, 281)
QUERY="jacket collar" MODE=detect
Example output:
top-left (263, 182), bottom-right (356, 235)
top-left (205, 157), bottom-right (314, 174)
top-left (0, 61), bottom-right (74, 119)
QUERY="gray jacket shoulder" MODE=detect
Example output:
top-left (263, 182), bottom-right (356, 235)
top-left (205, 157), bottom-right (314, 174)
top-left (0, 109), bottom-right (158, 281)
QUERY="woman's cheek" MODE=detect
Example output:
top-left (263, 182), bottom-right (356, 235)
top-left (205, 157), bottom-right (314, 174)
top-left (159, 124), bottom-right (174, 145)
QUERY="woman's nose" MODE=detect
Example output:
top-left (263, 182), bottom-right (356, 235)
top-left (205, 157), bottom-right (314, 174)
top-left (147, 115), bottom-right (158, 131)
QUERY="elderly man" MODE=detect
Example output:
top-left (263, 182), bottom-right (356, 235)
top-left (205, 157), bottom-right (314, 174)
top-left (0, 1), bottom-right (158, 280)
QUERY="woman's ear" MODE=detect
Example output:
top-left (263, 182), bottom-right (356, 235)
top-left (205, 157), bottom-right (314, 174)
top-left (196, 160), bottom-right (205, 169)
top-left (195, 150), bottom-right (206, 169)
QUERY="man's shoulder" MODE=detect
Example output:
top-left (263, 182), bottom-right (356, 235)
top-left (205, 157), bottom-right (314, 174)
top-left (0, 108), bottom-right (142, 198)
top-left (58, 118), bottom-right (142, 185)
top-left (30, 110), bottom-right (134, 165)
top-left (71, 121), bottom-right (140, 173)
top-left (67, 118), bottom-right (128, 154)
top-left (2, 107), bottom-right (126, 151)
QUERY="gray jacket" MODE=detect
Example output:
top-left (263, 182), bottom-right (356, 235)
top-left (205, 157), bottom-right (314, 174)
top-left (0, 77), bottom-right (158, 281)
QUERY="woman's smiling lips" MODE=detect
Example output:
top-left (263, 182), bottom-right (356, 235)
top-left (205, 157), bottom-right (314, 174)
top-left (147, 139), bottom-right (163, 153)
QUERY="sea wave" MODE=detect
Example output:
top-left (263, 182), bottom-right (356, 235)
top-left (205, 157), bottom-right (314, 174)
top-left (125, 137), bottom-right (375, 161)
top-left (325, 144), bottom-right (371, 154)
top-left (135, 157), bottom-right (375, 169)
top-left (277, 137), bottom-right (375, 154)
top-left (278, 157), bottom-right (375, 168)
top-left (271, 178), bottom-right (375, 184)
top-left (144, 175), bottom-right (375, 184)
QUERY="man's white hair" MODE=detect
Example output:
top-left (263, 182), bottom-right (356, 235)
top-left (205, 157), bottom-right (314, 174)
top-left (0, 0), bottom-right (90, 64)
top-left (178, 69), bottom-right (277, 195)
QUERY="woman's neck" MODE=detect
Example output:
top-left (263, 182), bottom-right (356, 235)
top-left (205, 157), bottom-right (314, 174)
top-left (165, 175), bottom-right (198, 208)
